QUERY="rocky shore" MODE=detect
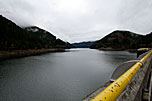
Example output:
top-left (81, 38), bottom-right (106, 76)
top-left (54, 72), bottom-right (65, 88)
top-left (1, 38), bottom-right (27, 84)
top-left (0, 48), bottom-right (66, 61)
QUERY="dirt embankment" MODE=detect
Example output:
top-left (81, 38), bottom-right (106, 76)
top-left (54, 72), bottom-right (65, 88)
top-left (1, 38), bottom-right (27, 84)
top-left (98, 48), bottom-right (137, 53)
top-left (0, 48), bottom-right (66, 60)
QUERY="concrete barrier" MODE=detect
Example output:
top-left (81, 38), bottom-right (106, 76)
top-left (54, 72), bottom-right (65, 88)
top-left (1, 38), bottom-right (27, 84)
top-left (83, 51), bottom-right (152, 101)
top-left (118, 54), bottom-right (152, 101)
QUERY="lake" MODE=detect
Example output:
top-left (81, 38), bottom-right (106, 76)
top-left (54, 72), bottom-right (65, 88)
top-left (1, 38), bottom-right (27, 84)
top-left (0, 48), bottom-right (137, 101)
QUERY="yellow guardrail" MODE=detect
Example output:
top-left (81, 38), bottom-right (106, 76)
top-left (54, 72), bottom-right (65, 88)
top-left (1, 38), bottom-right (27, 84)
top-left (139, 48), bottom-right (152, 50)
top-left (91, 50), bottom-right (152, 101)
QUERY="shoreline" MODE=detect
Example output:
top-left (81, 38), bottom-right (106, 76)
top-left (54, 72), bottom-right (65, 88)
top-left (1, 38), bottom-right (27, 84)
top-left (98, 48), bottom-right (137, 53)
top-left (0, 48), bottom-right (137, 61)
top-left (0, 48), bottom-right (67, 61)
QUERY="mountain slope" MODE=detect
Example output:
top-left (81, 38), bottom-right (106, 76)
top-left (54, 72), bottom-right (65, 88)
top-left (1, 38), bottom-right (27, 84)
top-left (90, 30), bottom-right (151, 50)
top-left (0, 15), bottom-right (71, 50)
top-left (24, 26), bottom-right (70, 48)
top-left (140, 32), bottom-right (152, 47)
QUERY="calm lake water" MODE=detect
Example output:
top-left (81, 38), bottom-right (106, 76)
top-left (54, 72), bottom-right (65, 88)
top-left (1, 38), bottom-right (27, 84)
top-left (0, 49), bottom-right (137, 101)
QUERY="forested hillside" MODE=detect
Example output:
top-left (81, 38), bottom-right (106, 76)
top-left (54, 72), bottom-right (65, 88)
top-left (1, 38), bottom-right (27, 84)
top-left (0, 15), bottom-right (71, 50)
top-left (90, 30), bottom-right (152, 50)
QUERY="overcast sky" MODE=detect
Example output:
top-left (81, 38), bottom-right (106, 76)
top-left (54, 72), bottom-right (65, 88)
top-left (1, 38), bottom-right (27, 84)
top-left (0, 0), bottom-right (152, 43)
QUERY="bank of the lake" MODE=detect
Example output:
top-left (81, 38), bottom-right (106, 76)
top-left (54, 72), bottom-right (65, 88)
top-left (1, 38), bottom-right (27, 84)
top-left (0, 48), bottom-right (66, 60)
top-left (98, 48), bottom-right (137, 53)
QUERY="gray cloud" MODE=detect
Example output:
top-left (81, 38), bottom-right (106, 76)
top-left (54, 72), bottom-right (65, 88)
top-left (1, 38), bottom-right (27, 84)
top-left (0, 0), bottom-right (152, 42)
top-left (118, 0), bottom-right (152, 34)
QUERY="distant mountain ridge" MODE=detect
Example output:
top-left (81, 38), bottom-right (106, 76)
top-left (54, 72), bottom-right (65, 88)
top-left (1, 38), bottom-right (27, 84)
top-left (1, 15), bottom-right (151, 51)
top-left (90, 30), bottom-right (152, 50)
top-left (72, 41), bottom-right (96, 48)
top-left (0, 15), bottom-right (71, 50)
